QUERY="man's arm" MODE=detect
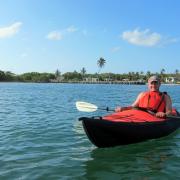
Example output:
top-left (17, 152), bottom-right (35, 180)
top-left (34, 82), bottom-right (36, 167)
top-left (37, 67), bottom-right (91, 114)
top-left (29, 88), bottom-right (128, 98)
top-left (131, 92), bottom-right (144, 107)
top-left (115, 92), bottom-right (144, 112)
top-left (165, 94), bottom-right (172, 115)
top-left (155, 94), bottom-right (172, 118)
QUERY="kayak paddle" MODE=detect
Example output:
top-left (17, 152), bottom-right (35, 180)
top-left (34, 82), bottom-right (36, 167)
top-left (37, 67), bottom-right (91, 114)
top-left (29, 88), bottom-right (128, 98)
top-left (76, 101), bottom-right (180, 119)
top-left (76, 101), bottom-right (114, 112)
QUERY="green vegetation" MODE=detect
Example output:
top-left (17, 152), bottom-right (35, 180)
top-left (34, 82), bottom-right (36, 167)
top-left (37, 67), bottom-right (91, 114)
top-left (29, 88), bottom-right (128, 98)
top-left (0, 69), bottom-right (180, 83)
top-left (0, 58), bottom-right (179, 83)
top-left (0, 71), bottom-right (55, 83)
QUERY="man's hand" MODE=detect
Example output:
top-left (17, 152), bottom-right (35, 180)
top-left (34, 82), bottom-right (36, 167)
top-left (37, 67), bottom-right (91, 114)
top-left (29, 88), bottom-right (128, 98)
top-left (115, 106), bottom-right (132, 112)
top-left (155, 112), bottom-right (166, 118)
top-left (115, 107), bottom-right (124, 112)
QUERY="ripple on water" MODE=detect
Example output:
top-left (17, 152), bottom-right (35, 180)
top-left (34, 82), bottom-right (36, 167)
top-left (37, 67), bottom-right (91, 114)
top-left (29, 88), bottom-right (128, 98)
top-left (0, 83), bottom-right (180, 179)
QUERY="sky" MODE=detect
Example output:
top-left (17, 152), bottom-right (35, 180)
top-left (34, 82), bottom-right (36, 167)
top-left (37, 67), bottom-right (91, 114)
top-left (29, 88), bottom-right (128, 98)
top-left (0, 0), bottom-right (180, 74)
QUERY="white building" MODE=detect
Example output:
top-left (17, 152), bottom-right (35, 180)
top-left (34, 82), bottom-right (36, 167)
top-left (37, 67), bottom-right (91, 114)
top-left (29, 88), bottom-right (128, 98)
top-left (84, 77), bottom-right (99, 82)
top-left (165, 77), bottom-right (176, 83)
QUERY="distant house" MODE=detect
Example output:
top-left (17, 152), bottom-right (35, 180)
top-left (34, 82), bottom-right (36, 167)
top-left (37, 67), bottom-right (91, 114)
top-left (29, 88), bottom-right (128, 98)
top-left (104, 78), bottom-right (113, 81)
top-left (84, 77), bottom-right (99, 82)
top-left (50, 76), bottom-right (64, 83)
top-left (122, 78), bottom-right (130, 82)
top-left (165, 77), bottom-right (176, 83)
top-left (137, 79), bottom-right (145, 83)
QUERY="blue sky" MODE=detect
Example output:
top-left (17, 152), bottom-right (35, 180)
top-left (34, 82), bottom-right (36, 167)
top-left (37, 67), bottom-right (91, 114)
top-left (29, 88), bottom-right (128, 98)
top-left (0, 0), bottom-right (180, 74)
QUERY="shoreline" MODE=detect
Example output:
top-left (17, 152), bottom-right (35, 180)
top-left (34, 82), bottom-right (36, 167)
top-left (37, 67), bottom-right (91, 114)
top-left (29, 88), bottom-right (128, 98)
top-left (1, 81), bottom-right (180, 85)
top-left (50, 80), bottom-right (146, 85)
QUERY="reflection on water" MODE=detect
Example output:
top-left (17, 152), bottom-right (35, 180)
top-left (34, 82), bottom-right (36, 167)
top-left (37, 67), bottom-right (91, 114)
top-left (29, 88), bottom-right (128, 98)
top-left (83, 132), bottom-right (180, 179)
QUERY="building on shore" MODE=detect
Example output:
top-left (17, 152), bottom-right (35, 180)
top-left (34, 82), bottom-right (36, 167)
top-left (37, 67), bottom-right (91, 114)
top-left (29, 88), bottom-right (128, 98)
top-left (50, 76), bottom-right (145, 84)
top-left (165, 77), bottom-right (177, 83)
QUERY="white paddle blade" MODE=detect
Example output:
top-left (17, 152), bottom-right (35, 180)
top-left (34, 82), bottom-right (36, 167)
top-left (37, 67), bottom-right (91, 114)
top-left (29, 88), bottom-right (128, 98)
top-left (76, 101), bottom-right (98, 112)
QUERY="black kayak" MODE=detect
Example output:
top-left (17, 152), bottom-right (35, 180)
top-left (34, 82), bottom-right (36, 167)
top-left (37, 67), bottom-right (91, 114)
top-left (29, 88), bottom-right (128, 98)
top-left (79, 109), bottom-right (180, 148)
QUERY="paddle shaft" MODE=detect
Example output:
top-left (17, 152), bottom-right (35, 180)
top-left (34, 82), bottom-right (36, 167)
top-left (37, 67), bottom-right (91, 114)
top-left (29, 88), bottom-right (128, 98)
top-left (99, 107), bottom-right (114, 112)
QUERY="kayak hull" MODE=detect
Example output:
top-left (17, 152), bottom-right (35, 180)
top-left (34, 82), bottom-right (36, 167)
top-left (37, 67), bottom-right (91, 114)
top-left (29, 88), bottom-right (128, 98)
top-left (79, 110), bottom-right (180, 148)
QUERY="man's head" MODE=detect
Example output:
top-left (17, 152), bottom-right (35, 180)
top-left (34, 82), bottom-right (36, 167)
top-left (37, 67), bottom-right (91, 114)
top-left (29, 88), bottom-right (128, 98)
top-left (148, 75), bottom-right (161, 91)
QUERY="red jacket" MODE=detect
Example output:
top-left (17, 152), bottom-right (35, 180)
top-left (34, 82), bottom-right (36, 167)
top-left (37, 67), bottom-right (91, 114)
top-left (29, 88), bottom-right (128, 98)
top-left (138, 91), bottom-right (166, 112)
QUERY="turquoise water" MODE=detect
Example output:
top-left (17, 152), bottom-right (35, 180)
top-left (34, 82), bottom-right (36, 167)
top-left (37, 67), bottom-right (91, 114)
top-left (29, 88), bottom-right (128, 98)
top-left (0, 83), bottom-right (180, 179)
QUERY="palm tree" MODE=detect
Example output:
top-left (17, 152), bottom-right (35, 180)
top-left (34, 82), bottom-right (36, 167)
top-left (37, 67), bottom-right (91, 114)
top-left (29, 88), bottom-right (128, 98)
top-left (175, 69), bottom-right (179, 75)
top-left (175, 69), bottom-right (179, 81)
top-left (81, 67), bottom-right (86, 75)
top-left (135, 72), bottom-right (140, 80)
top-left (140, 71), bottom-right (145, 80)
top-left (55, 69), bottom-right (61, 78)
top-left (97, 57), bottom-right (106, 74)
top-left (128, 72), bottom-right (132, 81)
top-left (80, 67), bottom-right (86, 80)
top-left (160, 68), bottom-right (165, 82)
top-left (160, 68), bottom-right (165, 75)
top-left (146, 71), bottom-right (151, 80)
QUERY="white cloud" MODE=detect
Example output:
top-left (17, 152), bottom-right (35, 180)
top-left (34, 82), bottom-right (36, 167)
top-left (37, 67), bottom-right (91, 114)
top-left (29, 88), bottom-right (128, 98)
top-left (161, 37), bottom-right (180, 46)
top-left (46, 31), bottom-right (63, 40)
top-left (111, 46), bottom-right (121, 52)
top-left (46, 26), bottom-right (78, 40)
top-left (0, 22), bottom-right (22, 38)
top-left (47, 25), bottom-right (78, 41)
top-left (66, 26), bottom-right (78, 33)
top-left (121, 28), bottom-right (161, 47)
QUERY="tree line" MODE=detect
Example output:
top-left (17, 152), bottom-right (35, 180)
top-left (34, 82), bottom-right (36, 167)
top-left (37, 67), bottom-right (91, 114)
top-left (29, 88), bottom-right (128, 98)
top-left (0, 71), bottom-right (55, 82)
top-left (0, 69), bottom-right (180, 83)
top-left (0, 58), bottom-right (179, 83)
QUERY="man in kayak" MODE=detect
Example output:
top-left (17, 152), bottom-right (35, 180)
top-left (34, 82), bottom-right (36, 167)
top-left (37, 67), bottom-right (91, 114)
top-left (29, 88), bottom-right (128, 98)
top-left (115, 75), bottom-right (172, 118)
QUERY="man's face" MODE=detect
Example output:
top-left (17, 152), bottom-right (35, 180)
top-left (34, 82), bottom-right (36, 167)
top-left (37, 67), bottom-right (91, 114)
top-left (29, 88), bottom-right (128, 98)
top-left (148, 81), bottom-right (160, 91)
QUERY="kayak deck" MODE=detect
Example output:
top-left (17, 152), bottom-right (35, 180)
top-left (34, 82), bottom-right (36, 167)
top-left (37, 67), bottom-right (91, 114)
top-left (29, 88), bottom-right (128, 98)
top-left (103, 109), bottom-right (165, 122)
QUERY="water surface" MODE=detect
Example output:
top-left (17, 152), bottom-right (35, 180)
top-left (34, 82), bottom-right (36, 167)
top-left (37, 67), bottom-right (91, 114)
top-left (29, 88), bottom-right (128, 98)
top-left (0, 83), bottom-right (180, 179)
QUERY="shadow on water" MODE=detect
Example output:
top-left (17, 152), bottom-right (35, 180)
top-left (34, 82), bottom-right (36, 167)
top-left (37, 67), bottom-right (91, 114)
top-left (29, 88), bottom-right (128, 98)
top-left (82, 130), bottom-right (180, 180)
